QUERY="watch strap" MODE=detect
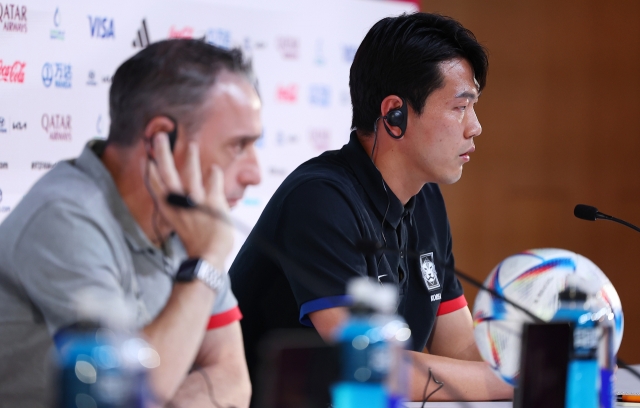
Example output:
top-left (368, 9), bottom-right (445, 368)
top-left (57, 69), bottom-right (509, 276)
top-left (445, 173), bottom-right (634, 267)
top-left (176, 258), bottom-right (225, 293)
top-left (195, 259), bottom-right (225, 293)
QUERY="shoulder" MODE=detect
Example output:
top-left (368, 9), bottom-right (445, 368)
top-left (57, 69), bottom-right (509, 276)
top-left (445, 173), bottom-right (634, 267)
top-left (266, 151), bottom-right (362, 213)
top-left (0, 161), bottom-right (116, 255)
top-left (285, 151), bottom-right (355, 191)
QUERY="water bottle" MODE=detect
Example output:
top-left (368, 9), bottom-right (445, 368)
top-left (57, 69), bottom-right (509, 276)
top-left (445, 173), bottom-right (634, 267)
top-left (593, 295), bottom-right (616, 408)
top-left (331, 278), bottom-right (411, 408)
top-left (552, 275), bottom-right (599, 408)
top-left (53, 291), bottom-right (159, 407)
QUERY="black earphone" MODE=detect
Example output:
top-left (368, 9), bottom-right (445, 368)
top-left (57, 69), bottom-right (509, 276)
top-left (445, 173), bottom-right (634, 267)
top-left (166, 116), bottom-right (178, 152)
top-left (382, 97), bottom-right (408, 139)
top-left (160, 117), bottom-right (195, 208)
top-left (144, 115), bottom-right (197, 210)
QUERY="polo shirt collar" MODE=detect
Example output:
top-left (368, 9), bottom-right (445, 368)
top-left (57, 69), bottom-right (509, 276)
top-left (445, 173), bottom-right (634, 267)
top-left (342, 131), bottom-right (415, 229)
top-left (74, 139), bottom-right (155, 252)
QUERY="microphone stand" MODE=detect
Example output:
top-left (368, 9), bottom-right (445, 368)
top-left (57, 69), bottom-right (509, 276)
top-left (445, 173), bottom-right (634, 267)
top-left (574, 204), bottom-right (640, 381)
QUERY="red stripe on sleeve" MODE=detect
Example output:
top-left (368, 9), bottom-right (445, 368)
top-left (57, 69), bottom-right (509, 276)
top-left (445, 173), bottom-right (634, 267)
top-left (207, 306), bottom-right (243, 330)
top-left (436, 295), bottom-right (467, 316)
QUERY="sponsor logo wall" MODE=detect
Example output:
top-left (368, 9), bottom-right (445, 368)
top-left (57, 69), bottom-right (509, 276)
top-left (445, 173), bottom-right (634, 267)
top-left (0, 0), bottom-right (416, 263)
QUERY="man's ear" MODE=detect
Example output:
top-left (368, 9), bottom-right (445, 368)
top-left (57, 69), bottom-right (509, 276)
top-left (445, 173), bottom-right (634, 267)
top-left (379, 95), bottom-right (407, 139)
top-left (143, 116), bottom-right (178, 158)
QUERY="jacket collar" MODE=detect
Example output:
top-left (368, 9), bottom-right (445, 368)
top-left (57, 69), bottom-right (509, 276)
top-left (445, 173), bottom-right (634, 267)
top-left (341, 131), bottom-right (415, 229)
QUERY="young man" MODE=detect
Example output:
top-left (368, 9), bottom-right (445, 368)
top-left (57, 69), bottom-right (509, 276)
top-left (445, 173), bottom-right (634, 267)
top-left (229, 13), bottom-right (513, 402)
top-left (0, 40), bottom-right (261, 407)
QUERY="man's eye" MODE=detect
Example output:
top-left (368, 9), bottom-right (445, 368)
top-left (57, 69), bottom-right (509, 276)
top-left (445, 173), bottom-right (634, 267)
top-left (231, 140), bottom-right (250, 155)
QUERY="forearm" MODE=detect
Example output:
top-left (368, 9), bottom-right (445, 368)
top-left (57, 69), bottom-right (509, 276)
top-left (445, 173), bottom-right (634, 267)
top-left (143, 281), bottom-right (216, 402)
top-left (171, 361), bottom-right (251, 408)
top-left (407, 350), bottom-right (513, 402)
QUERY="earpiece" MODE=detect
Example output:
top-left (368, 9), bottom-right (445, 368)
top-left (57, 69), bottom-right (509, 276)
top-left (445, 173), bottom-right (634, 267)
top-left (166, 116), bottom-right (178, 152)
top-left (145, 116), bottom-right (179, 159)
top-left (382, 97), bottom-right (407, 139)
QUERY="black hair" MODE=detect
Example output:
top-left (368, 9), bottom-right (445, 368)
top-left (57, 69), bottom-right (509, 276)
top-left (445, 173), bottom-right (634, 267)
top-left (349, 12), bottom-right (488, 133)
top-left (108, 39), bottom-right (256, 146)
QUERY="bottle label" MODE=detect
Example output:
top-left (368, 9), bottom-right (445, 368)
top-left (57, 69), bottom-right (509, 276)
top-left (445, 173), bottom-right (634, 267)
top-left (574, 327), bottom-right (598, 350)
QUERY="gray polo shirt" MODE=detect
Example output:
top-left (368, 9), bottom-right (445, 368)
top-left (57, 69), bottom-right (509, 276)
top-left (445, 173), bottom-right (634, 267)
top-left (0, 140), bottom-right (239, 407)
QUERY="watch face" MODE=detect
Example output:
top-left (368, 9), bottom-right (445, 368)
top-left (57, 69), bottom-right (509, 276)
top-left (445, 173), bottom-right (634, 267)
top-left (175, 259), bottom-right (199, 282)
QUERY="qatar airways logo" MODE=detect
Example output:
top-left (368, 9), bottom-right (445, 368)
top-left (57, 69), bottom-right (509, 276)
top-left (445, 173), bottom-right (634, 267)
top-left (0, 3), bottom-right (27, 33)
top-left (276, 84), bottom-right (298, 103)
top-left (0, 60), bottom-right (25, 83)
top-left (41, 114), bottom-right (71, 141)
top-left (309, 128), bottom-right (331, 152)
top-left (277, 37), bottom-right (298, 60)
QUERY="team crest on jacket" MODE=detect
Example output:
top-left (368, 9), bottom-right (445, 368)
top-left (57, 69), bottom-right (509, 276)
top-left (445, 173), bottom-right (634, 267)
top-left (420, 252), bottom-right (440, 291)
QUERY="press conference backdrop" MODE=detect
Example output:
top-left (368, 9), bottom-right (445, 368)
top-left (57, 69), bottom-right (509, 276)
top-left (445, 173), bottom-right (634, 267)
top-left (0, 0), bottom-right (417, 260)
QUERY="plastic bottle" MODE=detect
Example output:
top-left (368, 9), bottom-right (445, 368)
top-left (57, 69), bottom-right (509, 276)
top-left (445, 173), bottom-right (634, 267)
top-left (552, 275), bottom-right (600, 408)
top-left (331, 278), bottom-right (411, 408)
top-left (53, 291), bottom-right (159, 407)
top-left (593, 294), bottom-right (616, 408)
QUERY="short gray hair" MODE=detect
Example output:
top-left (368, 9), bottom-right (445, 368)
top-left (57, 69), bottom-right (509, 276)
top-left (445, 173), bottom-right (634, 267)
top-left (108, 39), bottom-right (257, 146)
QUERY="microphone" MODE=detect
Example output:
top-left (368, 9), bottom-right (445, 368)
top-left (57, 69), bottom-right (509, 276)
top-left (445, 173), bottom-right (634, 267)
top-left (573, 204), bottom-right (640, 378)
top-left (574, 204), bottom-right (640, 234)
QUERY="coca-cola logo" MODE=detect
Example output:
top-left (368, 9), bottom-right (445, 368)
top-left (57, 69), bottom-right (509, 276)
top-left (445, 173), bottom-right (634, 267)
top-left (0, 60), bottom-right (25, 83)
top-left (276, 84), bottom-right (298, 103)
top-left (41, 114), bottom-right (71, 141)
top-left (168, 25), bottom-right (194, 39)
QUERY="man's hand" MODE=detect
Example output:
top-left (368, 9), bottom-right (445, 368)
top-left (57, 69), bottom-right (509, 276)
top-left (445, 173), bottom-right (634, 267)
top-left (147, 132), bottom-right (233, 269)
top-left (142, 133), bottom-right (237, 403)
top-left (411, 307), bottom-right (513, 401)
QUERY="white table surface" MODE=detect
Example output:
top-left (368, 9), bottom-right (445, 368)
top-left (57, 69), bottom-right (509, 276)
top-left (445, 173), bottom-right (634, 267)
top-left (402, 364), bottom-right (640, 407)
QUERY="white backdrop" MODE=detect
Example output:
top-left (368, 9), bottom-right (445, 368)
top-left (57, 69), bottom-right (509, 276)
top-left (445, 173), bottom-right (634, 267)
top-left (0, 0), bottom-right (417, 263)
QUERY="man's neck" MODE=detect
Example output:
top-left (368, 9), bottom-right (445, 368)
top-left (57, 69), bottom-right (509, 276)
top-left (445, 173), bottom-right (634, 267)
top-left (357, 131), bottom-right (424, 205)
top-left (101, 143), bottom-right (169, 247)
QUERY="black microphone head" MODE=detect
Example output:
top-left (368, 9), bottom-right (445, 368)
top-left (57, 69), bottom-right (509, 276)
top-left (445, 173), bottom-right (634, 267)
top-left (354, 239), bottom-right (382, 255)
top-left (574, 204), bottom-right (598, 221)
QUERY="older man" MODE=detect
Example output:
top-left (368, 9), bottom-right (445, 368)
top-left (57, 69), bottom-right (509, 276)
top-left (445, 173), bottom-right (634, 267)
top-left (0, 40), bottom-right (261, 407)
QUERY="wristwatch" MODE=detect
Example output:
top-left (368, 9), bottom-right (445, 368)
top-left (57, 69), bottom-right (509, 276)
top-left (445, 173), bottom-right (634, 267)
top-left (175, 258), bottom-right (225, 293)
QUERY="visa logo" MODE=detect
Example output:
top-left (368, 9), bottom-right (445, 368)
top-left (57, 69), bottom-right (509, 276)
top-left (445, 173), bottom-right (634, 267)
top-left (88, 16), bottom-right (114, 39)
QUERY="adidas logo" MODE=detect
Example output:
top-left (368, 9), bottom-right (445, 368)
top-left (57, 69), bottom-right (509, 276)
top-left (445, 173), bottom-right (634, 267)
top-left (132, 19), bottom-right (150, 48)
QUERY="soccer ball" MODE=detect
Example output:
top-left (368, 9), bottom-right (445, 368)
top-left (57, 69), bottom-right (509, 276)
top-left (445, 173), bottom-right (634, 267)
top-left (472, 248), bottom-right (624, 386)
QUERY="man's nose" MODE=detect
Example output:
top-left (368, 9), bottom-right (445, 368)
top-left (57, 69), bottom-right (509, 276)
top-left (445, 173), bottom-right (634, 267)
top-left (239, 146), bottom-right (261, 187)
top-left (466, 108), bottom-right (482, 139)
